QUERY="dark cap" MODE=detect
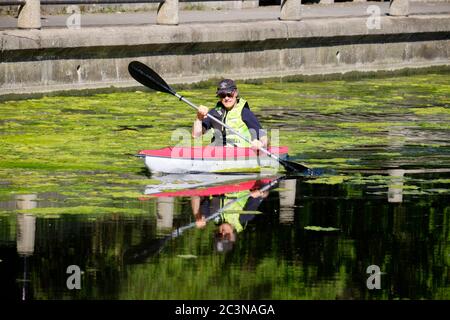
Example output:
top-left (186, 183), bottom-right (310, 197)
top-left (216, 79), bottom-right (237, 96)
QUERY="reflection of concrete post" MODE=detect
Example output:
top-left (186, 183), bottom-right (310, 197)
top-left (15, 194), bottom-right (38, 210)
top-left (157, 197), bottom-right (174, 230)
top-left (15, 195), bottom-right (37, 301)
top-left (279, 179), bottom-right (297, 224)
top-left (389, 0), bottom-right (409, 16)
top-left (280, 0), bottom-right (302, 21)
top-left (157, 0), bottom-right (179, 25)
top-left (17, 214), bottom-right (36, 256)
top-left (388, 169), bottom-right (405, 203)
top-left (17, 214), bottom-right (36, 301)
top-left (17, 0), bottom-right (41, 29)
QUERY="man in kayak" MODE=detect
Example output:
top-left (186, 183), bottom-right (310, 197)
top-left (192, 79), bottom-right (268, 150)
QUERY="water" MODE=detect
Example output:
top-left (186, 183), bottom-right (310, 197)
top-left (0, 72), bottom-right (449, 300)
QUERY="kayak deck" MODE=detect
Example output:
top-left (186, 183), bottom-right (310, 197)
top-left (138, 146), bottom-right (289, 174)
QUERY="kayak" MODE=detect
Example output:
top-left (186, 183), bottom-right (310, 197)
top-left (140, 173), bottom-right (280, 199)
top-left (137, 146), bottom-right (289, 174)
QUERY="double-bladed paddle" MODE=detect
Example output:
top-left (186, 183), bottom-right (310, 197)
top-left (128, 61), bottom-right (309, 173)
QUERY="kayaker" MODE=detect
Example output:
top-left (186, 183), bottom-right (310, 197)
top-left (192, 79), bottom-right (268, 149)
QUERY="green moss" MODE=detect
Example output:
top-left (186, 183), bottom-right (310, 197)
top-left (14, 206), bottom-right (144, 216)
top-left (1, 72), bottom-right (449, 214)
top-left (305, 175), bottom-right (349, 185)
top-left (304, 226), bottom-right (340, 232)
top-left (410, 107), bottom-right (450, 115)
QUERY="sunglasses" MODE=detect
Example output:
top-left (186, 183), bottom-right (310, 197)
top-left (218, 92), bottom-right (235, 99)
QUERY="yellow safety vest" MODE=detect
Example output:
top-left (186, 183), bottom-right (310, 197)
top-left (214, 99), bottom-right (252, 147)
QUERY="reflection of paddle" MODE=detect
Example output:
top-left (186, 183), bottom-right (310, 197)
top-left (128, 61), bottom-right (309, 174)
top-left (125, 176), bottom-right (285, 263)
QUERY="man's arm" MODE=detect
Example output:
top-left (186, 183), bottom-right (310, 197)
top-left (241, 107), bottom-right (268, 148)
top-left (192, 105), bottom-right (209, 138)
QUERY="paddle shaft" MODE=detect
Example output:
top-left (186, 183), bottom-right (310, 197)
top-left (175, 93), bottom-right (286, 165)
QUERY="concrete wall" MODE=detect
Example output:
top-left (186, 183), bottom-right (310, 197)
top-left (1, 1), bottom-right (449, 16)
top-left (0, 1), bottom-right (259, 16)
top-left (0, 14), bottom-right (449, 94)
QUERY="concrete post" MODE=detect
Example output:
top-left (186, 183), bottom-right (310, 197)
top-left (17, 0), bottom-right (41, 29)
top-left (320, 0), bottom-right (334, 4)
top-left (157, 0), bottom-right (179, 25)
top-left (280, 0), bottom-right (302, 21)
top-left (242, 0), bottom-right (259, 9)
top-left (389, 0), bottom-right (409, 16)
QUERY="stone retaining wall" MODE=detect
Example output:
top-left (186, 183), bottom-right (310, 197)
top-left (0, 14), bottom-right (449, 94)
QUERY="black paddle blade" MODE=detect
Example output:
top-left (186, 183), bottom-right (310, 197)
top-left (128, 61), bottom-right (175, 95)
top-left (280, 159), bottom-right (310, 174)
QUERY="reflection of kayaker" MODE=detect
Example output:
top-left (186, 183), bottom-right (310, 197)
top-left (191, 180), bottom-right (270, 253)
top-left (127, 176), bottom-right (286, 263)
top-left (218, 189), bottom-right (270, 253)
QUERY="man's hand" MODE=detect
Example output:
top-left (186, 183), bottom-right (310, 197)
top-left (197, 105), bottom-right (209, 120)
top-left (251, 139), bottom-right (264, 151)
top-left (250, 189), bottom-right (269, 199)
top-left (195, 216), bottom-right (206, 229)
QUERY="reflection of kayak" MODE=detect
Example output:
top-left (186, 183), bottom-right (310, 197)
top-left (141, 173), bottom-right (279, 199)
top-left (143, 173), bottom-right (261, 195)
top-left (137, 146), bottom-right (289, 174)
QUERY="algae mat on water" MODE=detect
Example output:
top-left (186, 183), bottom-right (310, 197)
top-left (0, 73), bottom-right (449, 215)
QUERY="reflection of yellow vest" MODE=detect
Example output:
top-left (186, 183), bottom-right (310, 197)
top-left (221, 191), bottom-right (249, 233)
top-left (215, 99), bottom-right (251, 147)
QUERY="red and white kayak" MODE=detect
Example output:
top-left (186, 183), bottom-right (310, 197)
top-left (138, 146), bottom-right (289, 174)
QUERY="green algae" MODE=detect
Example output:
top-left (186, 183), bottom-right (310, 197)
top-left (305, 175), bottom-right (349, 185)
top-left (0, 72), bottom-right (449, 214)
top-left (410, 107), bottom-right (450, 115)
top-left (427, 179), bottom-right (450, 184)
top-left (177, 254), bottom-right (198, 259)
top-left (13, 206), bottom-right (144, 216)
top-left (304, 226), bottom-right (340, 232)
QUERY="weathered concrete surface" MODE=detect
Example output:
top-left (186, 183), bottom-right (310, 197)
top-left (2, 2), bottom-right (449, 29)
top-left (17, 0), bottom-right (41, 29)
top-left (280, 0), bottom-right (302, 20)
top-left (0, 1), bottom-right (257, 16)
top-left (1, 11), bottom-right (449, 94)
top-left (156, 0), bottom-right (179, 25)
top-left (390, 0), bottom-right (411, 16)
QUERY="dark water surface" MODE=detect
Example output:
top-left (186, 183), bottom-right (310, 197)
top-left (0, 73), bottom-right (448, 300)
top-left (1, 171), bottom-right (449, 300)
